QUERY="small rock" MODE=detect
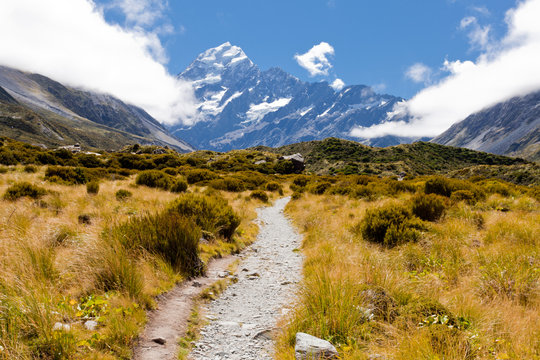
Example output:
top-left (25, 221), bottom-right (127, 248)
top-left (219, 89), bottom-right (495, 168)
top-left (152, 337), bottom-right (166, 345)
top-left (294, 333), bottom-right (338, 360)
top-left (217, 271), bottom-right (230, 278)
top-left (253, 329), bottom-right (274, 340)
top-left (52, 322), bottom-right (71, 331)
top-left (84, 320), bottom-right (98, 331)
top-left (192, 281), bottom-right (202, 287)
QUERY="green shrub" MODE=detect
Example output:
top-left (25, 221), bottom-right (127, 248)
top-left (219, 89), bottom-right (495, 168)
top-left (411, 193), bottom-right (448, 222)
top-left (265, 181), bottom-right (281, 192)
top-left (169, 193), bottom-right (240, 241)
top-left (162, 167), bottom-right (178, 176)
top-left (208, 177), bottom-right (246, 192)
top-left (274, 159), bottom-right (296, 174)
top-left (3, 182), bottom-right (47, 201)
top-left (170, 178), bottom-right (188, 193)
top-left (425, 176), bottom-right (485, 202)
top-left (250, 190), bottom-right (269, 202)
top-left (113, 212), bottom-right (203, 276)
top-left (135, 170), bottom-right (172, 190)
top-left (232, 171), bottom-right (267, 189)
top-left (184, 169), bottom-right (219, 184)
top-left (23, 164), bottom-right (38, 173)
top-left (424, 177), bottom-right (454, 197)
top-left (359, 203), bottom-right (425, 247)
top-left (307, 181), bottom-right (332, 195)
top-left (293, 175), bottom-right (310, 187)
top-left (86, 180), bottom-right (99, 195)
top-left (45, 166), bottom-right (88, 184)
top-left (115, 189), bottom-right (132, 201)
top-left (291, 191), bottom-right (302, 200)
top-left (450, 190), bottom-right (476, 204)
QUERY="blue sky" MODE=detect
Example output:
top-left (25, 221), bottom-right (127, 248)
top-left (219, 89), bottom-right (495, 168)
top-left (100, 0), bottom-right (513, 98)
top-left (2, 0), bottom-right (538, 133)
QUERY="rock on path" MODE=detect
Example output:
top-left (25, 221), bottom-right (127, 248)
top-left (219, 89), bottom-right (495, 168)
top-left (190, 196), bottom-right (303, 360)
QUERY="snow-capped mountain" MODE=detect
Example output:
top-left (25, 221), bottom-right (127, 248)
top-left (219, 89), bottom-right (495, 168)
top-left (170, 42), bottom-right (410, 151)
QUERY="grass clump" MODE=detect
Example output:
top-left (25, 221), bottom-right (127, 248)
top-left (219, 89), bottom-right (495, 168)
top-left (45, 166), bottom-right (88, 184)
top-left (135, 170), bottom-right (172, 190)
top-left (184, 169), bottom-right (219, 184)
top-left (170, 178), bottom-right (188, 193)
top-left (358, 203), bottom-right (425, 247)
top-left (86, 180), bottom-right (99, 195)
top-left (169, 193), bottom-right (240, 241)
top-left (265, 181), bottom-right (281, 192)
top-left (113, 212), bottom-right (203, 276)
top-left (3, 181), bottom-right (47, 201)
top-left (411, 193), bottom-right (449, 222)
top-left (23, 164), bottom-right (38, 173)
top-left (250, 190), bottom-right (269, 202)
top-left (208, 177), bottom-right (246, 192)
top-left (115, 189), bottom-right (132, 201)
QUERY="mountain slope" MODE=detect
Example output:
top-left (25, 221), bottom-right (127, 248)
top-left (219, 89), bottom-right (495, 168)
top-left (169, 42), bottom-right (415, 151)
top-left (0, 66), bottom-right (194, 152)
top-left (433, 91), bottom-right (540, 161)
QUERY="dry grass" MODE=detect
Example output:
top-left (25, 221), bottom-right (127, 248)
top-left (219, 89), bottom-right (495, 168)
top-left (0, 165), bottom-right (261, 359)
top-left (276, 191), bottom-right (540, 359)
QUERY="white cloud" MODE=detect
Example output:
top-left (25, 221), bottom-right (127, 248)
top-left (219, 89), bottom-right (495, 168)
top-left (294, 42), bottom-right (335, 76)
top-left (351, 0), bottom-right (540, 139)
top-left (405, 63), bottom-right (433, 84)
top-left (460, 16), bottom-right (491, 50)
top-left (330, 78), bottom-right (345, 91)
top-left (0, 0), bottom-right (197, 125)
top-left (109, 0), bottom-right (167, 28)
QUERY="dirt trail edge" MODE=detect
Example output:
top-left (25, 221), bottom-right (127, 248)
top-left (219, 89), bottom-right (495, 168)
top-left (133, 255), bottom-right (239, 360)
top-left (190, 196), bottom-right (303, 359)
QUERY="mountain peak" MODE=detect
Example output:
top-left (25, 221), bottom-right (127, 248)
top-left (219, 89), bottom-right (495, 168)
top-left (180, 42), bottom-right (256, 83)
top-left (190, 43), bottom-right (252, 69)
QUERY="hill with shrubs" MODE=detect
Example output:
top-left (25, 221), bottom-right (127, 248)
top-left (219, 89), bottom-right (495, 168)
top-left (255, 137), bottom-right (530, 178)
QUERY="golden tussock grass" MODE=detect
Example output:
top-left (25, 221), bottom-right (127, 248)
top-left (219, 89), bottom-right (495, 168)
top-left (0, 166), bottom-right (261, 359)
top-left (275, 190), bottom-right (539, 360)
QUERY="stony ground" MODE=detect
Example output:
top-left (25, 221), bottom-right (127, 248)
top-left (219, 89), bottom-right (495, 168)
top-left (133, 256), bottom-right (239, 360)
top-left (190, 197), bottom-right (303, 360)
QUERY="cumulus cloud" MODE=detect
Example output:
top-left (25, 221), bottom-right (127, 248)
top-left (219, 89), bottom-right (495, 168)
top-left (294, 42), bottom-right (335, 76)
top-left (351, 0), bottom-right (540, 139)
top-left (0, 0), bottom-right (197, 125)
top-left (405, 63), bottom-right (433, 84)
top-left (330, 78), bottom-right (345, 91)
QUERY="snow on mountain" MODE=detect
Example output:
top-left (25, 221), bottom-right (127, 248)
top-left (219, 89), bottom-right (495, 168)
top-left (170, 42), bottom-right (413, 151)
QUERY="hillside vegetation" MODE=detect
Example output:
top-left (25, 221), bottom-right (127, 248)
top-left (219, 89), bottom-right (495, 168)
top-left (255, 138), bottom-right (529, 178)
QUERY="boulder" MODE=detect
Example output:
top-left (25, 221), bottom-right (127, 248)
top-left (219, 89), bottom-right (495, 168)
top-left (294, 332), bottom-right (338, 360)
top-left (280, 153), bottom-right (305, 173)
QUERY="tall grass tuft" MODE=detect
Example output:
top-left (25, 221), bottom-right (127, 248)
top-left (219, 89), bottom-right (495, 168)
top-left (3, 182), bottom-right (47, 201)
top-left (113, 211), bottom-right (203, 276)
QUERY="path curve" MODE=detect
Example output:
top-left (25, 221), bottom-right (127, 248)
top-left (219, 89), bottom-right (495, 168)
top-left (190, 196), bottom-right (303, 359)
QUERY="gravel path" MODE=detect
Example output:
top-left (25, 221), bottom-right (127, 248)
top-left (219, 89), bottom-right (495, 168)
top-left (133, 256), bottom-right (239, 360)
top-left (190, 196), bottom-right (303, 360)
